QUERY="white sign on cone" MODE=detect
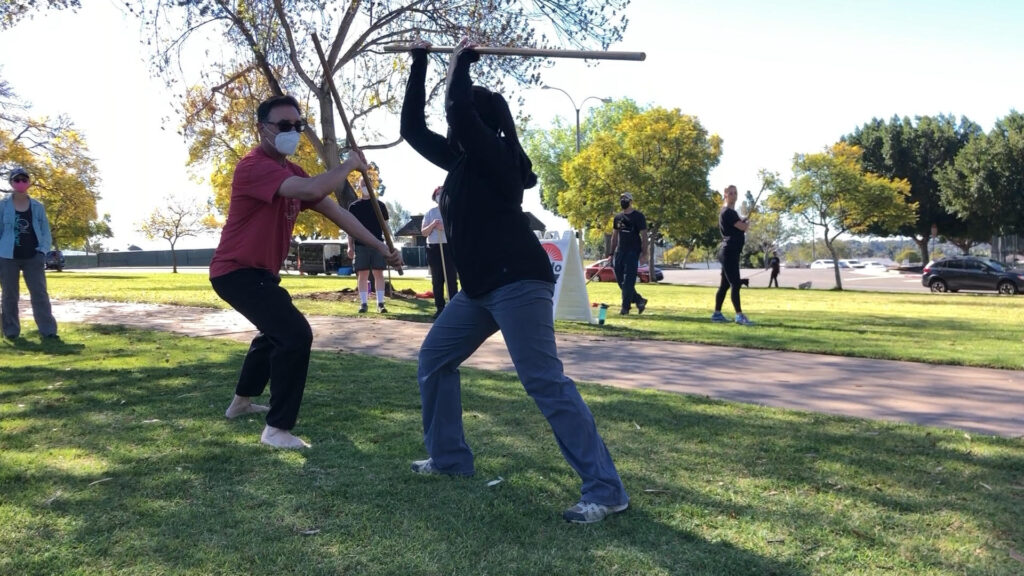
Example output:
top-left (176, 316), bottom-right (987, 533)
top-left (539, 230), bottom-right (595, 323)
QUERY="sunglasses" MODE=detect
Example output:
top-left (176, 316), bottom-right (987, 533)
top-left (10, 176), bottom-right (29, 183)
top-left (263, 120), bottom-right (308, 133)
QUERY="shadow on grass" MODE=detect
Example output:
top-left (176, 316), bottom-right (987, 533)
top-left (2, 325), bottom-right (1021, 574)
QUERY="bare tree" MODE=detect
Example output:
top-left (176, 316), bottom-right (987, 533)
top-left (139, 197), bottom-right (218, 273)
top-left (132, 0), bottom-right (632, 206)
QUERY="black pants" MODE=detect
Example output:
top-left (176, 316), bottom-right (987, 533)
top-left (769, 269), bottom-right (779, 287)
top-left (613, 250), bottom-right (643, 311)
top-left (211, 268), bottom-right (312, 430)
top-left (715, 247), bottom-right (743, 314)
top-left (426, 243), bottom-right (458, 313)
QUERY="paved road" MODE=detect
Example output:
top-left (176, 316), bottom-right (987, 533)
top-left (33, 299), bottom-right (1024, 438)
top-left (62, 264), bottom-right (936, 294)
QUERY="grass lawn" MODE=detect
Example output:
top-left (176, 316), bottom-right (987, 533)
top-left (42, 271), bottom-right (1024, 369)
top-left (2, 325), bottom-right (1022, 575)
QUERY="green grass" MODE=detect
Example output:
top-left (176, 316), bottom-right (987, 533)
top-left (2, 325), bottom-right (1022, 575)
top-left (43, 272), bottom-right (1024, 369)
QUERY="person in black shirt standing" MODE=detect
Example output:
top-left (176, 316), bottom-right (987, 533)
top-left (767, 251), bottom-right (781, 288)
top-left (712, 185), bottom-right (753, 325)
top-left (400, 38), bottom-right (628, 524)
top-left (346, 180), bottom-right (391, 313)
top-left (608, 192), bottom-right (649, 315)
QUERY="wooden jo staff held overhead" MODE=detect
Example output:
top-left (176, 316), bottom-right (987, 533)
top-left (311, 32), bottom-right (403, 275)
top-left (382, 44), bottom-right (646, 61)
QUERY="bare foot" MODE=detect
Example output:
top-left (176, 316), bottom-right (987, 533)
top-left (260, 425), bottom-right (311, 449)
top-left (225, 395), bottom-right (270, 419)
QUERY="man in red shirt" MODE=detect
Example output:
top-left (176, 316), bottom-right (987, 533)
top-left (210, 95), bottom-right (402, 449)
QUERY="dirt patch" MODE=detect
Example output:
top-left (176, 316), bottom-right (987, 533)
top-left (297, 286), bottom-right (421, 301)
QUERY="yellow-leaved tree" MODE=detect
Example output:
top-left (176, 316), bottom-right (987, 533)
top-left (1, 110), bottom-right (101, 249)
top-left (561, 106), bottom-right (723, 272)
top-left (768, 142), bottom-right (916, 289)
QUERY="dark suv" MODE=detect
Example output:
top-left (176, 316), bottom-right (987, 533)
top-left (45, 250), bottom-right (65, 272)
top-left (922, 257), bottom-right (1023, 295)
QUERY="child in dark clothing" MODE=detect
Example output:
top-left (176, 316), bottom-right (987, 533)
top-left (400, 38), bottom-right (628, 524)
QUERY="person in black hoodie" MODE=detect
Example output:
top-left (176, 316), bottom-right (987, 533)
top-left (400, 38), bottom-right (628, 524)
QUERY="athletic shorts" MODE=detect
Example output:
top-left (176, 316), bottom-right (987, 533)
top-left (353, 244), bottom-right (386, 271)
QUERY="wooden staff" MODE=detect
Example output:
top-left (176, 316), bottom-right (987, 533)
top-left (383, 44), bottom-right (646, 61)
top-left (311, 32), bottom-right (403, 275)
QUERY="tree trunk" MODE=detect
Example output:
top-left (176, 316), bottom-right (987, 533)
top-left (913, 235), bottom-right (930, 266)
top-left (825, 237), bottom-right (842, 290)
top-left (170, 241), bottom-right (178, 274)
top-left (318, 91), bottom-right (357, 209)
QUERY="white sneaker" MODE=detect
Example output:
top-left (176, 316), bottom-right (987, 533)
top-left (562, 500), bottom-right (629, 523)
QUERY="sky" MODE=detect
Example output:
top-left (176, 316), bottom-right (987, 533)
top-left (1, 0), bottom-right (1022, 250)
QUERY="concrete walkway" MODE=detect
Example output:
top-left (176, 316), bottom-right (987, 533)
top-left (33, 299), bottom-right (1024, 438)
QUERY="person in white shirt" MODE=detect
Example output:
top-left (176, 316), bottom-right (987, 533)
top-left (420, 186), bottom-right (458, 319)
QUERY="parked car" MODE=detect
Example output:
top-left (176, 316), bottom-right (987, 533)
top-left (585, 258), bottom-right (664, 283)
top-left (810, 259), bottom-right (850, 269)
top-left (45, 250), bottom-right (65, 272)
top-left (861, 261), bottom-right (889, 270)
top-left (922, 257), bottom-right (1023, 295)
top-left (840, 259), bottom-right (865, 268)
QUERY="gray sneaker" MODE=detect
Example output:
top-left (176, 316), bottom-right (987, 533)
top-left (410, 458), bottom-right (473, 477)
top-left (735, 313), bottom-right (754, 326)
top-left (562, 500), bottom-right (629, 524)
top-left (710, 311), bottom-right (729, 323)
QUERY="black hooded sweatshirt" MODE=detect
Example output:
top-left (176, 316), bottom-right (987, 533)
top-left (400, 48), bottom-right (553, 298)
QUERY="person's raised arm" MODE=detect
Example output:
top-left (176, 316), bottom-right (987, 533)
top-left (277, 152), bottom-right (367, 202)
top-left (400, 41), bottom-right (457, 170)
top-left (443, 39), bottom-right (508, 169)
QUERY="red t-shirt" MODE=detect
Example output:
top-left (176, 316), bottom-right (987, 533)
top-left (210, 147), bottom-right (315, 279)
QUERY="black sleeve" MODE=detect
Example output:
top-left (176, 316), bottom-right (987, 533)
top-left (400, 50), bottom-right (457, 170)
top-left (380, 200), bottom-right (389, 222)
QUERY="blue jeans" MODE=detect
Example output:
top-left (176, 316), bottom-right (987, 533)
top-left (417, 280), bottom-right (628, 506)
top-left (0, 253), bottom-right (57, 338)
top-left (613, 250), bottom-right (644, 311)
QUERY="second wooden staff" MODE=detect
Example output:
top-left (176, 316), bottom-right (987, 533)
top-left (383, 44), bottom-right (646, 61)
top-left (311, 33), bottom-right (403, 275)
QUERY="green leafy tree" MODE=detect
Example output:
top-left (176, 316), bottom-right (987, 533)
top-left (561, 106), bottom-right (722, 274)
top-left (528, 98), bottom-right (643, 216)
top-left (384, 199), bottom-right (410, 240)
top-left (134, 0), bottom-right (633, 208)
top-left (937, 110), bottom-right (1024, 239)
top-left (139, 197), bottom-right (219, 273)
top-left (769, 142), bottom-right (916, 289)
top-left (83, 213), bottom-right (114, 254)
top-left (843, 114), bottom-right (981, 263)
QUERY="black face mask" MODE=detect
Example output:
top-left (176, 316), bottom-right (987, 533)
top-left (621, 200), bottom-right (631, 209)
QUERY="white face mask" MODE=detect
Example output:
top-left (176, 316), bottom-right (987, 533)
top-left (274, 131), bottom-right (301, 155)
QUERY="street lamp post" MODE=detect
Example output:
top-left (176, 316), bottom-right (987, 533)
top-left (542, 85), bottom-right (611, 264)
